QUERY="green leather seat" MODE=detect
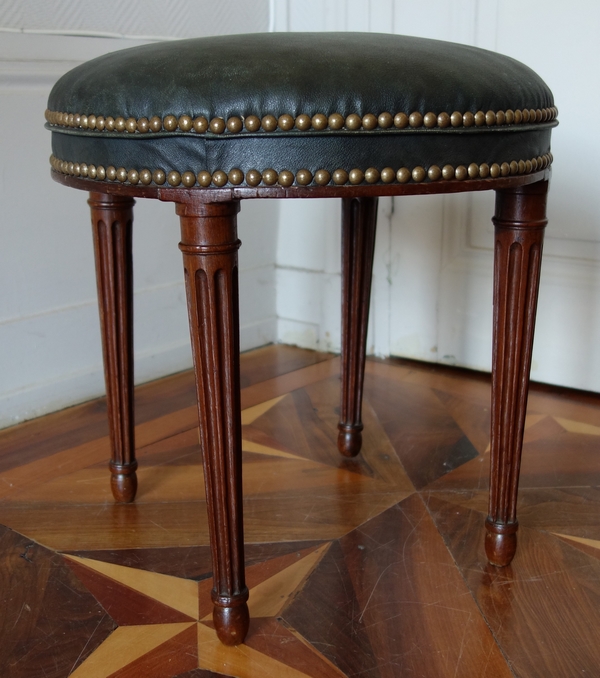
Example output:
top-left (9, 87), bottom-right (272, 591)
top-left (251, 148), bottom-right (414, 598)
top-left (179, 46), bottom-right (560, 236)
top-left (46, 32), bottom-right (556, 189)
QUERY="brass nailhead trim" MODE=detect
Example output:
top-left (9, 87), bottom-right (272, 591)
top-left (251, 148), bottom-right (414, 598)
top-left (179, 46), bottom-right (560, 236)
top-left (45, 106), bottom-right (558, 134)
top-left (49, 153), bottom-right (553, 188)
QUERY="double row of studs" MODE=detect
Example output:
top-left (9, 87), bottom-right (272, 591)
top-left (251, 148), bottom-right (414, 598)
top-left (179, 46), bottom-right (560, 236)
top-left (45, 107), bottom-right (558, 135)
top-left (50, 154), bottom-right (553, 187)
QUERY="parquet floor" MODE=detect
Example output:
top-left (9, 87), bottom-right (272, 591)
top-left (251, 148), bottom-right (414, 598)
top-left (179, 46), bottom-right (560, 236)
top-left (1, 345), bottom-right (600, 677)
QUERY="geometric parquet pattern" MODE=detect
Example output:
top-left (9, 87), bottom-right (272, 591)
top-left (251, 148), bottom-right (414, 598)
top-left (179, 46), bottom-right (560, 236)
top-left (1, 346), bottom-right (600, 677)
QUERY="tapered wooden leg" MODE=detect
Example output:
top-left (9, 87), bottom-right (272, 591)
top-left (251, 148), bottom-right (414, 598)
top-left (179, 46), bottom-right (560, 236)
top-left (338, 197), bottom-right (378, 457)
top-left (88, 193), bottom-right (137, 503)
top-left (486, 180), bottom-right (549, 566)
top-left (177, 200), bottom-right (248, 646)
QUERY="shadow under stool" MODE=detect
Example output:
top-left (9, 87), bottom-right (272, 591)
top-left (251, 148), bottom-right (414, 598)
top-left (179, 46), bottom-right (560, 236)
top-left (45, 32), bottom-right (557, 646)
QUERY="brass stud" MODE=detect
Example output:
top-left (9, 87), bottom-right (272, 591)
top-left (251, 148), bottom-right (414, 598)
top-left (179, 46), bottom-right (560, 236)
top-left (362, 114), bottom-right (377, 130)
top-left (365, 167), bottom-right (380, 184)
top-left (518, 160), bottom-right (526, 174)
top-left (332, 169), bottom-right (349, 185)
top-left (73, 163), bottom-right (81, 176)
top-left (380, 167), bottom-right (395, 183)
top-left (314, 169), bottom-right (331, 185)
top-left (80, 163), bottom-right (88, 177)
top-left (66, 161), bottom-right (73, 174)
top-left (163, 115), bottom-right (177, 131)
top-left (495, 110), bottom-right (505, 126)
top-left (468, 163), bottom-right (479, 178)
top-left (193, 116), bottom-right (208, 133)
top-left (312, 113), bottom-right (328, 130)
top-left (505, 109), bottom-right (515, 124)
top-left (525, 159), bottom-right (533, 173)
top-left (394, 112), bottom-right (409, 128)
top-left (149, 116), bottom-right (162, 132)
top-left (521, 109), bottom-right (530, 123)
top-left (442, 165), bottom-right (455, 180)
top-left (450, 111), bottom-right (463, 127)
top-left (295, 114), bottom-right (311, 131)
top-left (474, 111), bottom-right (486, 126)
top-left (463, 111), bottom-right (475, 127)
top-left (514, 110), bottom-right (522, 124)
top-left (167, 171), bottom-right (181, 186)
top-left (197, 170), bottom-right (212, 187)
top-left (246, 169), bottom-right (262, 186)
top-left (423, 112), bottom-right (437, 128)
top-left (88, 114), bottom-right (97, 129)
top-left (139, 169), bottom-right (152, 185)
top-left (178, 115), bottom-right (193, 132)
top-left (116, 167), bottom-right (127, 182)
top-left (500, 162), bottom-right (511, 176)
top-left (437, 112), bottom-right (451, 128)
top-left (296, 169), bottom-right (313, 186)
top-left (127, 169), bottom-right (139, 184)
top-left (262, 169), bottom-right (278, 185)
top-left (182, 171), bottom-right (196, 187)
top-left (210, 117), bottom-right (226, 134)
top-left (485, 110), bottom-right (496, 126)
top-left (408, 112), bottom-right (423, 128)
top-left (261, 115), bottom-right (277, 132)
top-left (105, 166), bottom-right (116, 180)
top-left (328, 113), bottom-right (345, 130)
top-left (455, 165), bottom-right (467, 181)
top-left (227, 116), bottom-right (243, 133)
top-left (479, 163), bottom-right (490, 178)
top-left (67, 113), bottom-right (75, 126)
top-left (346, 114), bottom-right (362, 130)
top-left (96, 166), bottom-right (106, 180)
top-left (105, 117), bottom-right (115, 131)
top-left (88, 165), bottom-right (97, 179)
top-left (349, 168), bottom-right (364, 185)
top-left (212, 170), bottom-right (228, 187)
top-left (531, 158), bottom-right (538, 172)
top-left (541, 108), bottom-right (548, 122)
top-left (278, 170), bottom-right (294, 187)
top-left (529, 108), bottom-right (536, 122)
top-left (228, 168), bottom-right (244, 185)
top-left (427, 165), bottom-right (441, 181)
top-left (152, 169), bottom-right (166, 185)
top-left (97, 116), bottom-right (107, 131)
top-left (277, 114), bottom-right (294, 131)
top-left (412, 166), bottom-right (426, 183)
top-left (244, 115), bottom-right (261, 132)
top-left (509, 160), bottom-right (518, 175)
top-left (396, 167), bottom-right (411, 183)
top-left (80, 115), bottom-right (89, 129)
top-left (378, 112), bottom-right (393, 129)
top-left (74, 114), bottom-right (81, 127)
top-left (138, 117), bottom-right (149, 133)
top-left (490, 163), bottom-right (500, 178)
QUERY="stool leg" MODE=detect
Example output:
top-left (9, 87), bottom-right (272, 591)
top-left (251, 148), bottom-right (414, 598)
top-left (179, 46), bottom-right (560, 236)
top-left (338, 197), bottom-right (378, 457)
top-left (176, 200), bottom-right (248, 646)
top-left (88, 193), bottom-right (137, 503)
top-left (486, 180), bottom-right (548, 566)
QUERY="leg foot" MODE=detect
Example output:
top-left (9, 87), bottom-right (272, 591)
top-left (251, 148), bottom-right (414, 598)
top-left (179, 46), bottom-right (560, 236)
top-left (338, 197), bottom-right (378, 458)
top-left (337, 424), bottom-right (363, 458)
top-left (485, 518), bottom-right (518, 567)
top-left (212, 590), bottom-right (250, 646)
top-left (109, 461), bottom-right (138, 503)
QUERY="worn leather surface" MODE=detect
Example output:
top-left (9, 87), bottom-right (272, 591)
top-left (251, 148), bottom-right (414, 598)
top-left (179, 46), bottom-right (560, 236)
top-left (47, 32), bottom-right (555, 182)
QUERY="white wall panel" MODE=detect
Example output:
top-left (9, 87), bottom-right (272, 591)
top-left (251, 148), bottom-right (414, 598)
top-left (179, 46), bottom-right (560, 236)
top-left (0, 5), bottom-right (273, 429)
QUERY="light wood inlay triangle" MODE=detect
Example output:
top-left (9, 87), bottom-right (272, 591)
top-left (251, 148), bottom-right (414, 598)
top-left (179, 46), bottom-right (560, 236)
top-left (554, 417), bottom-right (600, 436)
top-left (242, 395), bottom-right (286, 425)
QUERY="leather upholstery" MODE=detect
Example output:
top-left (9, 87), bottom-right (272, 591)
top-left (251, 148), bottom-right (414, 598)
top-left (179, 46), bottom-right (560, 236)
top-left (46, 32), bottom-right (556, 188)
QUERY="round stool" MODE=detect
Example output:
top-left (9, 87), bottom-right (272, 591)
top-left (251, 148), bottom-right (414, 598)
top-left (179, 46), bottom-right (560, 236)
top-left (45, 32), bottom-right (556, 646)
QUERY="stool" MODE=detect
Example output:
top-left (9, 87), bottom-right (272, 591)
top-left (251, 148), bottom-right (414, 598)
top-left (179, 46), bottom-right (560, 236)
top-left (45, 32), bottom-right (556, 646)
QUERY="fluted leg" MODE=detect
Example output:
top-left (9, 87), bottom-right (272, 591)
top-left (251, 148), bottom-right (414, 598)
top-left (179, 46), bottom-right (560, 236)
top-left (338, 197), bottom-right (378, 457)
top-left (89, 193), bottom-right (137, 503)
top-left (177, 200), bottom-right (248, 646)
top-left (486, 180), bottom-right (549, 566)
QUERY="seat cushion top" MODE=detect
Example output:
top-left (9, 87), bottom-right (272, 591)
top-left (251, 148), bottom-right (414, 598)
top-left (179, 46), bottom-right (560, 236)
top-left (47, 32), bottom-right (556, 190)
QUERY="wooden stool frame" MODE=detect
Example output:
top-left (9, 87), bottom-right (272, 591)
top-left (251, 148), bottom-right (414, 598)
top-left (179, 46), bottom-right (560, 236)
top-left (53, 168), bottom-right (550, 645)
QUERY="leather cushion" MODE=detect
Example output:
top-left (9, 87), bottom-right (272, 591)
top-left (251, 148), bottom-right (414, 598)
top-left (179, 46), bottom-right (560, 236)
top-left (47, 32), bottom-right (556, 188)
